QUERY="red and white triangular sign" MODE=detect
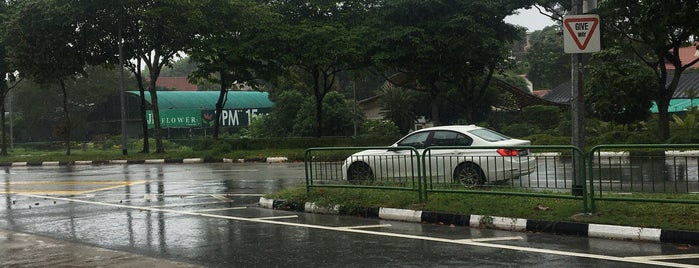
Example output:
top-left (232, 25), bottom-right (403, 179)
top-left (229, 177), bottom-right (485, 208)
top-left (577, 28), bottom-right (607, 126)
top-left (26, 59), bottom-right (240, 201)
top-left (563, 15), bottom-right (600, 53)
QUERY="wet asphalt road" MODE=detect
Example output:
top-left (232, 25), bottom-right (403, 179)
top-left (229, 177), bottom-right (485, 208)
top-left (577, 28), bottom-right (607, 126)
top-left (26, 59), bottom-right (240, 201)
top-left (1, 163), bottom-right (699, 267)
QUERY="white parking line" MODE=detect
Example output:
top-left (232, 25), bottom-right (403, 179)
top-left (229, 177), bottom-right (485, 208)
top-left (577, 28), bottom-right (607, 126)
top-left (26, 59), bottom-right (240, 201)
top-left (455, 236), bottom-right (524, 242)
top-left (211, 194), bottom-right (233, 202)
top-left (626, 254), bottom-right (699, 261)
top-left (17, 194), bottom-right (697, 268)
top-left (149, 201), bottom-right (231, 208)
top-left (192, 207), bottom-right (247, 213)
top-left (255, 215), bottom-right (299, 220)
top-left (339, 224), bottom-right (393, 229)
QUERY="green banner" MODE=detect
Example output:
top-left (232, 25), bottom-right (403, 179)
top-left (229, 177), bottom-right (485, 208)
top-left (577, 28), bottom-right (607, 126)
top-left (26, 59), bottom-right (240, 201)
top-left (201, 108), bottom-right (271, 128)
top-left (146, 109), bottom-right (201, 128)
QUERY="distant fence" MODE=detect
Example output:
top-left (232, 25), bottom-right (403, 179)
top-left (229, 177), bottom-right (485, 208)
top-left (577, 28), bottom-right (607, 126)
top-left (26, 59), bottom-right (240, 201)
top-left (589, 144), bottom-right (699, 211)
top-left (305, 144), bottom-right (699, 213)
top-left (304, 147), bottom-right (423, 199)
top-left (422, 145), bottom-right (587, 211)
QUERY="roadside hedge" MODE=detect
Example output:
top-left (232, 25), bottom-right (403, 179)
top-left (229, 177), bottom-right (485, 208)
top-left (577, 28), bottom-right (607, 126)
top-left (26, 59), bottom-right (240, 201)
top-left (191, 136), bottom-right (401, 151)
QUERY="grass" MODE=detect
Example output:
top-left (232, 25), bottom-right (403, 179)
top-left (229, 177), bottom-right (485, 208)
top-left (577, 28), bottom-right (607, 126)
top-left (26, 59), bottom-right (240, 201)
top-left (0, 147), bottom-right (307, 163)
top-left (266, 186), bottom-right (699, 232)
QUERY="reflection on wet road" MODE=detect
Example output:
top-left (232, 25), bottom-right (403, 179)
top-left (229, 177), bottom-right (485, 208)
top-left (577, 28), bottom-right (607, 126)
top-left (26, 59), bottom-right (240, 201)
top-left (1, 163), bottom-right (699, 267)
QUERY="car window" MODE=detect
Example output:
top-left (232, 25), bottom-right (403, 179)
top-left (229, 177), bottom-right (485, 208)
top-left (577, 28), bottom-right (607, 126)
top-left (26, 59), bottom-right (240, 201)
top-left (397, 131), bottom-right (430, 149)
top-left (468, 128), bottom-right (510, 142)
top-left (453, 133), bottom-right (473, 146)
top-left (432, 131), bottom-right (472, 146)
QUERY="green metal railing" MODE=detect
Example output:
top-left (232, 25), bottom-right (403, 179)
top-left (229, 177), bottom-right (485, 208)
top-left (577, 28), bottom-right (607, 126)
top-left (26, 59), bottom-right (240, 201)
top-left (422, 145), bottom-right (587, 212)
top-left (588, 144), bottom-right (699, 211)
top-left (304, 146), bottom-right (423, 201)
top-left (305, 144), bottom-right (699, 213)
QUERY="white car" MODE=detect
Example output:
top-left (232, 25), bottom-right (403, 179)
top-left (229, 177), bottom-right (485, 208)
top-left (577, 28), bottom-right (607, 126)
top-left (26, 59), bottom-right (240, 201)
top-left (342, 125), bottom-right (536, 186)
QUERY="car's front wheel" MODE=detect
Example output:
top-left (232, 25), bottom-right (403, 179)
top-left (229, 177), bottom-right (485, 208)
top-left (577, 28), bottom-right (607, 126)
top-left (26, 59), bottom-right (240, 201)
top-left (453, 162), bottom-right (485, 187)
top-left (347, 162), bottom-right (374, 183)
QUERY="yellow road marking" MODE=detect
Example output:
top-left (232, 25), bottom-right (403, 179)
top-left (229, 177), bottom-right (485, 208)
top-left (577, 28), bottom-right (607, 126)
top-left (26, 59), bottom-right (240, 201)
top-left (0, 181), bottom-right (146, 195)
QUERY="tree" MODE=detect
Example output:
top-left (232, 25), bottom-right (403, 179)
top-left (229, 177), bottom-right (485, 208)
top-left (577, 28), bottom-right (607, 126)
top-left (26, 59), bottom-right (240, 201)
top-left (525, 25), bottom-right (570, 89)
top-left (189, 0), bottom-right (276, 139)
top-left (585, 47), bottom-right (656, 125)
top-left (599, 0), bottom-right (699, 141)
top-left (0, 0), bottom-right (23, 156)
top-left (10, 66), bottom-right (125, 142)
top-left (292, 91), bottom-right (355, 137)
top-left (264, 90), bottom-right (306, 137)
top-left (264, 0), bottom-right (374, 137)
top-left (4, 0), bottom-right (104, 155)
top-left (372, 0), bottom-right (534, 125)
top-left (118, 0), bottom-right (206, 153)
top-left (378, 87), bottom-right (420, 135)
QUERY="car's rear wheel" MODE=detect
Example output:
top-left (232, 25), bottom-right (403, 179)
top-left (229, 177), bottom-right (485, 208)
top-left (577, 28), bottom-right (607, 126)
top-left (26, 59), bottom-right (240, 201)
top-left (453, 162), bottom-right (485, 187)
top-left (347, 162), bottom-right (374, 183)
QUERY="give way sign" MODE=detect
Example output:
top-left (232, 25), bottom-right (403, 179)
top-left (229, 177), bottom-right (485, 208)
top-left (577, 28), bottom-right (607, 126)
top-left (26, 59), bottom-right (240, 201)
top-left (563, 14), bottom-right (600, 53)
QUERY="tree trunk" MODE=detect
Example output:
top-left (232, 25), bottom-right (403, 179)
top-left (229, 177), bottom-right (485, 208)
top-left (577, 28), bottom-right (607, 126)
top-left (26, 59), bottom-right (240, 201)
top-left (213, 71), bottom-right (227, 139)
top-left (134, 66), bottom-right (150, 153)
top-left (148, 77), bottom-right (165, 154)
top-left (314, 95), bottom-right (323, 137)
top-left (312, 69), bottom-right (324, 137)
top-left (656, 70), bottom-right (682, 141)
top-left (59, 80), bottom-right (71, 156)
top-left (656, 97), bottom-right (671, 141)
top-left (429, 83), bottom-right (440, 126)
top-left (0, 82), bottom-right (7, 156)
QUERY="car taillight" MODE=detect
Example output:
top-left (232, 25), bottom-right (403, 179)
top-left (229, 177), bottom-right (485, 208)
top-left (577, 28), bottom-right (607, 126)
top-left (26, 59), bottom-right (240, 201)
top-left (497, 148), bottom-right (519, 156)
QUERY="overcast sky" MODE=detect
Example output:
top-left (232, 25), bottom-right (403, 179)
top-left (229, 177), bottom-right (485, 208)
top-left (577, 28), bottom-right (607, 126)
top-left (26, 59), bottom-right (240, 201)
top-left (505, 8), bottom-right (556, 32)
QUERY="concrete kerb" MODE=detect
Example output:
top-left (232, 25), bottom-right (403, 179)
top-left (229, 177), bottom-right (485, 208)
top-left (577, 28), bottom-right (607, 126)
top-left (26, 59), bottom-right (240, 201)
top-left (0, 157), bottom-right (289, 167)
top-left (257, 197), bottom-right (699, 246)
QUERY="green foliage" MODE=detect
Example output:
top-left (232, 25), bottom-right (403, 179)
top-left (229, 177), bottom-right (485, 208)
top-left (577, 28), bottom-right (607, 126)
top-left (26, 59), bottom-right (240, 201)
top-left (599, 0), bottom-right (699, 140)
top-left (264, 0), bottom-right (375, 137)
top-left (523, 134), bottom-right (570, 145)
top-left (194, 136), bottom-right (398, 152)
top-left (264, 90), bottom-right (306, 137)
top-left (668, 108), bottom-right (699, 143)
top-left (132, 138), bottom-right (179, 152)
top-left (554, 119), bottom-right (572, 136)
top-left (11, 66), bottom-right (133, 142)
top-left (501, 123), bottom-right (538, 137)
top-left (495, 72), bottom-right (529, 91)
top-left (488, 105), bottom-right (566, 137)
top-left (360, 120), bottom-right (401, 138)
top-left (372, 1), bottom-right (530, 124)
top-left (5, 0), bottom-right (93, 84)
top-left (521, 105), bottom-right (562, 130)
top-left (240, 116), bottom-right (269, 138)
top-left (525, 25), bottom-right (569, 89)
top-left (292, 91), bottom-right (355, 137)
top-left (378, 87), bottom-right (420, 135)
top-left (585, 47), bottom-right (655, 125)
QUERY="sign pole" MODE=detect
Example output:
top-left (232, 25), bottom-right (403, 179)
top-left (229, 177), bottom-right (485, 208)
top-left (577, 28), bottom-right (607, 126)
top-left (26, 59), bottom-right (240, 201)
top-left (571, 0), bottom-right (584, 196)
top-left (565, 1), bottom-right (599, 196)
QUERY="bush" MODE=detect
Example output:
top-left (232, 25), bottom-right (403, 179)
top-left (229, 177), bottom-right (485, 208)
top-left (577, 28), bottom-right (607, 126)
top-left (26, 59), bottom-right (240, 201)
top-left (524, 134), bottom-right (570, 145)
top-left (554, 120), bottom-right (572, 136)
top-left (131, 138), bottom-right (181, 151)
top-left (193, 136), bottom-right (400, 152)
top-left (360, 120), bottom-right (401, 138)
top-left (501, 123), bottom-right (539, 137)
top-left (521, 105), bottom-right (563, 130)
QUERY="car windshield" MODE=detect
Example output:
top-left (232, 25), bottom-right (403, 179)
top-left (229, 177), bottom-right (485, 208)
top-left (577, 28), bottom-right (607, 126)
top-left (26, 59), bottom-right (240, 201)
top-left (468, 128), bottom-right (510, 142)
